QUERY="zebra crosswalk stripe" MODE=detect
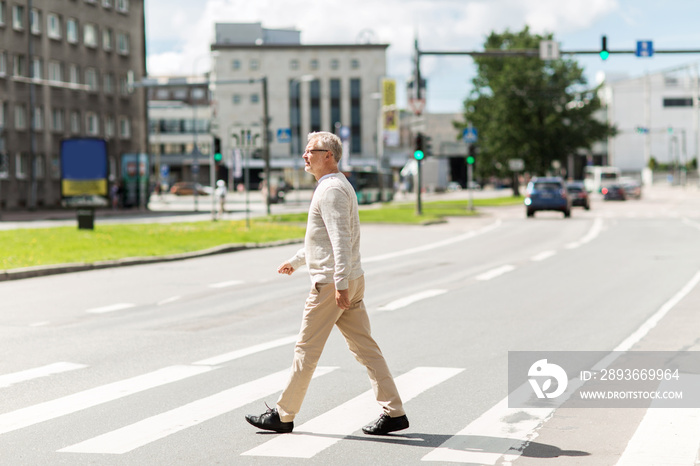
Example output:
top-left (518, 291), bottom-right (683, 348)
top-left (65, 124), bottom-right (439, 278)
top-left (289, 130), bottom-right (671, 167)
top-left (58, 367), bottom-right (338, 455)
top-left (242, 366), bottom-right (464, 459)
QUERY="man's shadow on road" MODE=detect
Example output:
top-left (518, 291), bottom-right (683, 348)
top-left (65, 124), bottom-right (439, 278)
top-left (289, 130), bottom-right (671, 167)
top-left (256, 431), bottom-right (590, 459)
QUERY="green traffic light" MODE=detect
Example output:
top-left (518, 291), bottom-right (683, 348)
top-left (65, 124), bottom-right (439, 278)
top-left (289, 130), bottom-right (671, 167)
top-left (600, 50), bottom-right (609, 60)
top-left (467, 156), bottom-right (475, 165)
top-left (414, 150), bottom-right (424, 161)
top-left (214, 152), bottom-right (222, 162)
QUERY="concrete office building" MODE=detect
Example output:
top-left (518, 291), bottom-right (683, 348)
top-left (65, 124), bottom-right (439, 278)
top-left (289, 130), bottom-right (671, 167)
top-left (210, 22), bottom-right (388, 188)
top-left (600, 65), bottom-right (700, 175)
top-left (0, 0), bottom-right (147, 210)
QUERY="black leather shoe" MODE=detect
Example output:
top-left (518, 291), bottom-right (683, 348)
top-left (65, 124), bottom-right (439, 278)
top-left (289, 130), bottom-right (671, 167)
top-left (245, 403), bottom-right (294, 433)
top-left (362, 413), bottom-right (409, 435)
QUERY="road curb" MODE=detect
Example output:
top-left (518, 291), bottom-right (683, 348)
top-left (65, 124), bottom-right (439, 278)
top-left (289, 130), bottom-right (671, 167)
top-left (0, 238), bottom-right (304, 282)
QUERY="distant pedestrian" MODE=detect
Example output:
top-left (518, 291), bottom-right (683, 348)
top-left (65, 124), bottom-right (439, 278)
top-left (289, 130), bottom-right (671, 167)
top-left (215, 179), bottom-right (226, 219)
top-left (245, 131), bottom-right (408, 435)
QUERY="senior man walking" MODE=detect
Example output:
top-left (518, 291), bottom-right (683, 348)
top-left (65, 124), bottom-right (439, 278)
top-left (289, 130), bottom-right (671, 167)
top-left (245, 131), bottom-right (408, 435)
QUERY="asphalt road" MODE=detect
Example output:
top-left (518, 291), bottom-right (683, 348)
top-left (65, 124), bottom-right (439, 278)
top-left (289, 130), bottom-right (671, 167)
top-left (1, 185), bottom-right (700, 465)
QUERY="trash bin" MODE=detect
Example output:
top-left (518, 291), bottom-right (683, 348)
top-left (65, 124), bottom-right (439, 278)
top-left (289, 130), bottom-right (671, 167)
top-left (77, 208), bottom-right (95, 230)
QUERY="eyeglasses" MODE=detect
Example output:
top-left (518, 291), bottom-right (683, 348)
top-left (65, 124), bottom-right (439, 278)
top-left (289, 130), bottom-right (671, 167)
top-left (303, 149), bottom-right (329, 154)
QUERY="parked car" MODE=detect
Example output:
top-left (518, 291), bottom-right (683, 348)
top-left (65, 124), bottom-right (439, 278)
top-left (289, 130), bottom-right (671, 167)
top-left (602, 184), bottom-right (626, 201)
top-left (620, 178), bottom-right (642, 199)
top-left (170, 182), bottom-right (209, 196)
top-left (566, 182), bottom-right (591, 210)
top-left (525, 177), bottom-right (571, 218)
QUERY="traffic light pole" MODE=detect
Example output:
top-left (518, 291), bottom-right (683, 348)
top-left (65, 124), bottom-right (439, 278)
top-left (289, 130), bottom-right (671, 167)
top-left (467, 156), bottom-right (474, 211)
top-left (416, 159), bottom-right (423, 216)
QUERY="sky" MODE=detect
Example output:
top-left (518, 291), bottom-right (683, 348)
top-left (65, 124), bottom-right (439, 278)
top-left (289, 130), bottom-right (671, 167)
top-left (145, 0), bottom-right (700, 114)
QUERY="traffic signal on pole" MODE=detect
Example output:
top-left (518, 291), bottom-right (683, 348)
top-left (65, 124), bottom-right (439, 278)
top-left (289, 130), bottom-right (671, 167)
top-left (600, 35), bottom-right (609, 61)
top-left (213, 137), bottom-right (222, 162)
top-left (467, 144), bottom-right (476, 165)
top-left (414, 133), bottom-right (425, 161)
top-left (423, 135), bottom-right (432, 157)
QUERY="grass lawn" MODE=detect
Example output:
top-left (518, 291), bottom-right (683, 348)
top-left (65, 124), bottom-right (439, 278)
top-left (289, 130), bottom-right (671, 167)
top-left (0, 220), bottom-right (305, 270)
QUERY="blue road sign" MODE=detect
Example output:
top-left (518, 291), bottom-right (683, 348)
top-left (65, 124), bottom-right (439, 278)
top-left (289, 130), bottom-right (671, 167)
top-left (463, 127), bottom-right (478, 143)
top-left (160, 164), bottom-right (169, 178)
top-left (339, 126), bottom-right (350, 141)
top-left (636, 41), bottom-right (654, 57)
top-left (277, 128), bottom-right (292, 143)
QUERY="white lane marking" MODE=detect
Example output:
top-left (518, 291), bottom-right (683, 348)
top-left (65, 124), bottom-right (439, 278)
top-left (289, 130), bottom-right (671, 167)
top-left (530, 250), bottom-right (556, 262)
top-left (377, 289), bottom-right (447, 311)
top-left (616, 375), bottom-right (700, 466)
top-left (193, 335), bottom-right (298, 366)
top-left (0, 362), bottom-right (88, 389)
top-left (614, 270), bottom-right (700, 352)
top-left (29, 321), bottom-right (50, 327)
top-left (475, 265), bottom-right (515, 281)
top-left (364, 220), bottom-right (502, 264)
top-left (565, 217), bottom-right (603, 249)
top-left (421, 395), bottom-right (554, 464)
top-left (423, 270), bottom-right (700, 464)
top-left (0, 365), bottom-right (211, 435)
top-left (242, 367), bottom-right (464, 459)
top-left (85, 303), bottom-right (136, 314)
top-left (208, 280), bottom-right (244, 289)
top-left (157, 296), bottom-right (181, 306)
top-left (58, 367), bottom-right (337, 455)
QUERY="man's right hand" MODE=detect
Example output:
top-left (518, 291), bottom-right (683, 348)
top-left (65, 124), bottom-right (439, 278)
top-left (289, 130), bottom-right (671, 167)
top-left (277, 262), bottom-right (295, 275)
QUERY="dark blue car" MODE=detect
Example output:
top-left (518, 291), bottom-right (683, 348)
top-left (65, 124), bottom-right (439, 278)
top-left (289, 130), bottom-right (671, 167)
top-left (525, 177), bottom-right (571, 218)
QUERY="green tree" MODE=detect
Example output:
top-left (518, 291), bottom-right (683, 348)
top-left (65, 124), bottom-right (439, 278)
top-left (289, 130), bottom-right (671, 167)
top-left (455, 27), bottom-right (616, 190)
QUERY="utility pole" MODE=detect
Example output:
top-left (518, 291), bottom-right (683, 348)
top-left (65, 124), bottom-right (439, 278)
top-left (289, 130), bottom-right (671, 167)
top-left (262, 76), bottom-right (271, 215)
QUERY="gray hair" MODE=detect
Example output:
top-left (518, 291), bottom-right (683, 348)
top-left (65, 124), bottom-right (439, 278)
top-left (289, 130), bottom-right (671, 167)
top-left (308, 131), bottom-right (343, 163)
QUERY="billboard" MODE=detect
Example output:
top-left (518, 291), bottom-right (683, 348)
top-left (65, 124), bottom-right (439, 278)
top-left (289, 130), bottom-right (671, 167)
top-left (60, 138), bottom-right (109, 207)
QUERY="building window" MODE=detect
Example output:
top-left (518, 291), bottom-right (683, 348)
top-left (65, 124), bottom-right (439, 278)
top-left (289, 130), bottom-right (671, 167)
top-left (192, 88), bottom-right (205, 100)
top-left (31, 58), bottom-right (42, 79)
top-left (350, 59), bottom-right (360, 70)
top-left (68, 64), bottom-right (79, 85)
top-left (0, 153), bottom-right (8, 179)
top-left (104, 116), bottom-right (115, 138)
top-left (173, 89), bottom-right (187, 100)
top-left (156, 89), bottom-right (169, 99)
top-left (48, 60), bottom-right (62, 82)
top-left (0, 101), bottom-right (4, 127)
top-left (310, 79), bottom-right (321, 133)
top-left (289, 79), bottom-right (301, 155)
top-left (330, 79), bottom-right (341, 130)
top-left (102, 28), bottom-right (112, 51)
top-left (310, 59), bottom-right (319, 70)
top-left (30, 8), bottom-right (40, 34)
top-left (116, 0), bottom-right (129, 13)
top-left (86, 112), bottom-right (99, 135)
top-left (32, 106), bottom-right (43, 130)
top-left (290, 59), bottom-right (299, 71)
top-left (119, 116), bottom-right (130, 138)
top-left (103, 73), bottom-right (114, 93)
top-left (117, 32), bottom-right (129, 55)
top-left (232, 59), bottom-right (241, 70)
top-left (12, 5), bottom-right (24, 30)
top-left (0, 51), bottom-right (6, 77)
top-left (0, 1), bottom-right (5, 27)
top-left (102, 0), bottom-right (112, 8)
top-left (35, 154), bottom-right (45, 179)
top-left (232, 94), bottom-right (241, 105)
top-left (663, 97), bottom-right (693, 108)
top-left (70, 110), bottom-right (80, 133)
top-left (13, 54), bottom-right (26, 77)
top-left (250, 59), bottom-right (259, 71)
top-left (47, 13), bottom-right (61, 39)
top-left (51, 108), bottom-right (64, 132)
top-left (14, 105), bottom-right (26, 129)
top-left (50, 155), bottom-right (60, 179)
top-left (85, 68), bottom-right (98, 91)
top-left (119, 75), bottom-right (128, 95)
top-left (350, 78), bottom-right (362, 153)
top-left (84, 23), bottom-right (97, 47)
top-left (250, 93), bottom-right (259, 104)
top-left (15, 153), bottom-right (27, 178)
top-left (330, 59), bottom-right (339, 70)
top-left (66, 18), bottom-right (78, 43)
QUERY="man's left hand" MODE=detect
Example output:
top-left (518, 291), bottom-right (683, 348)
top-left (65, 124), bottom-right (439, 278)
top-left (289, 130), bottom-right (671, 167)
top-left (336, 288), bottom-right (350, 310)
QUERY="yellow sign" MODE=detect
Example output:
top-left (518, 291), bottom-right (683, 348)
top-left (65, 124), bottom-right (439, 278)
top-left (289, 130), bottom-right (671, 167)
top-left (382, 78), bottom-right (396, 107)
top-left (62, 179), bottom-right (108, 196)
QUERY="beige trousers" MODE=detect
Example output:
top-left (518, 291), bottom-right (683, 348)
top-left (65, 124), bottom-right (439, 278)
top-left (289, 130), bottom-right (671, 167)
top-left (276, 276), bottom-right (405, 422)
